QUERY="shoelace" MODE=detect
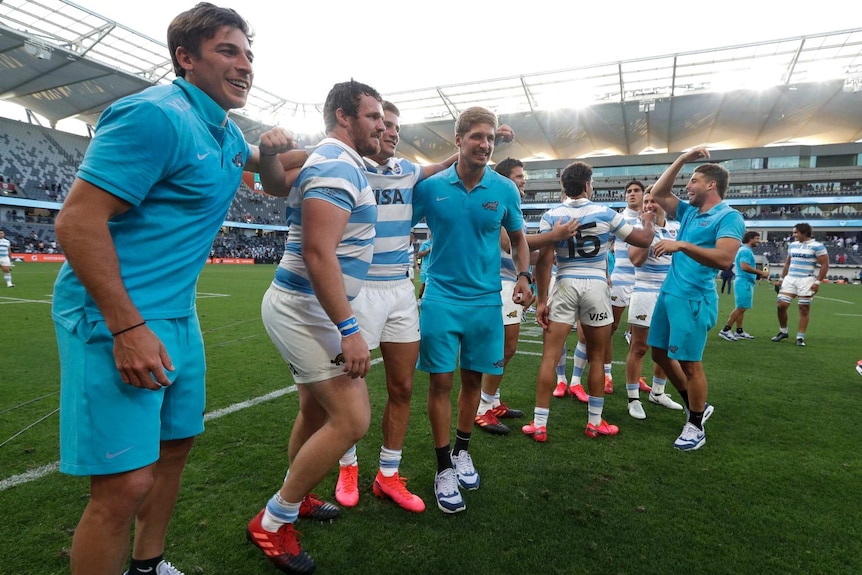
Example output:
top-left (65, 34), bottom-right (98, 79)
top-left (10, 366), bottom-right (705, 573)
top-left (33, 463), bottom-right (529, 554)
top-left (437, 469), bottom-right (458, 494)
top-left (452, 452), bottom-right (475, 475)
top-left (277, 524), bottom-right (303, 555)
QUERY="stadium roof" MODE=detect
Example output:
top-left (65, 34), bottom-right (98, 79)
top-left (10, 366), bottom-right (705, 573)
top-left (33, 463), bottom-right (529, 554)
top-left (2, 0), bottom-right (862, 163)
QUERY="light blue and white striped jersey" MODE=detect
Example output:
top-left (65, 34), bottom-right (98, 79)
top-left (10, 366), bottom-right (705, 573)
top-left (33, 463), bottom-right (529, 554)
top-left (273, 138), bottom-right (377, 301)
top-left (634, 220), bottom-right (679, 292)
top-left (0, 237), bottom-right (10, 259)
top-left (364, 157), bottom-right (422, 280)
top-left (609, 207), bottom-right (641, 288)
top-left (540, 197), bottom-right (633, 281)
top-left (787, 239), bottom-right (827, 278)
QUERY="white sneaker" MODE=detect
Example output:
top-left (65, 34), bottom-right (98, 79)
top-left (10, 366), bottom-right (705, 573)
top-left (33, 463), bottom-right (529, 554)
top-left (124, 561), bottom-right (185, 575)
top-left (157, 561), bottom-right (185, 575)
top-left (450, 450), bottom-right (480, 490)
top-left (856, 360), bottom-right (862, 377)
top-left (673, 422), bottom-right (706, 451)
top-left (433, 468), bottom-right (465, 513)
top-left (736, 331), bottom-right (755, 340)
top-left (649, 392), bottom-right (684, 411)
top-left (718, 330), bottom-right (737, 341)
top-left (628, 399), bottom-right (647, 420)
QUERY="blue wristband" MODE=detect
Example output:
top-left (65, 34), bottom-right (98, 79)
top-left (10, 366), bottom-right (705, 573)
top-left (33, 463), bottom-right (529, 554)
top-left (337, 316), bottom-right (359, 337)
top-left (340, 324), bottom-right (360, 337)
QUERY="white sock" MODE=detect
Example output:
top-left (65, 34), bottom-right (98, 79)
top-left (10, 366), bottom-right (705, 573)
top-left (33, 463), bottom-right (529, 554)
top-left (263, 491), bottom-right (300, 531)
top-left (533, 407), bottom-right (549, 428)
top-left (339, 445), bottom-right (358, 467)
top-left (478, 391), bottom-right (495, 414)
top-left (379, 446), bottom-right (401, 477)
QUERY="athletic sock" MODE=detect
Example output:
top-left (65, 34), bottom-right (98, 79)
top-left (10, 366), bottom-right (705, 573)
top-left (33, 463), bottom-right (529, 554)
top-left (379, 446), bottom-right (402, 478)
top-left (435, 445), bottom-right (452, 473)
top-left (533, 406), bottom-right (549, 428)
top-left (652, 376), bottom-right (667, 395)
top-left (263, 491), bottom-right (300, 531)
top-left (128, 555), bottom-right (163, 575)
top-left (722, 325), bottom-right (731, 332)
top-left (736, 327), bottom-right (744, 334)
top-left (452, 430), bottom-right (471, 456)
top-left (587, 396), bottom-right (604, 426)
top-left (338, 445), bottom-right (357, 467)
top-left (626, 383), bottom-right (639, 401)
top-left (570, 342), bottom-right (587, 385)
top-left (688, 410), bottom-right (705, 430)
top-left (478, 391), bottom-right (495, 415)
top-left (604, 363), bottom-right (613, 380)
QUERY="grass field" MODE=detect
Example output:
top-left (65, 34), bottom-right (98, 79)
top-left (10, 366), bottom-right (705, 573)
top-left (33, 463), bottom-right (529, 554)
top-left (1, 263), bottom-right (861, 575)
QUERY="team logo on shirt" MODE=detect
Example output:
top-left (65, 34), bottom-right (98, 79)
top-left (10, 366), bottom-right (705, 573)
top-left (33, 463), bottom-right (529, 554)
top-left (232, 152), bottom-right (243, 167)
top-left (331, 353), bottom-right (346, 366)
top-left (483, 201), bottom-right (499, 211)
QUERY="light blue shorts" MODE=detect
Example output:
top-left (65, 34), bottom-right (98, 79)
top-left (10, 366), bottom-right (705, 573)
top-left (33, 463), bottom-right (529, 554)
top-left (647, 292), bottom-right (717, 362)
top-left (56, 315), bottom-right (206, 476)
top-left (418, 300), bottom-right (504, 375)
top-left (733, 281), bottom-right (754, 310)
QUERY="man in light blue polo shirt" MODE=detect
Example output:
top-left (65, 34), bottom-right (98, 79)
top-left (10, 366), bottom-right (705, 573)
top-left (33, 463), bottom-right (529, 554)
top-left (648, 148), bottom-right (744, 451)
top-left (51, 5), bottom-right (294, 575)
top-left (412, 107), bottom-right (533, 513)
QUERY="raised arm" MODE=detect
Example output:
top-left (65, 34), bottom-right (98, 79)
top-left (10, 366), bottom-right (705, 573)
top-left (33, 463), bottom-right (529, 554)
top-left (651, 148), bottom-right (710, 218)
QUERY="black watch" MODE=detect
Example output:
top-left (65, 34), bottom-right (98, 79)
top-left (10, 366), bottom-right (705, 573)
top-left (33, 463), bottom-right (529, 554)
top-left (518, 271), bottom-right (533, 284)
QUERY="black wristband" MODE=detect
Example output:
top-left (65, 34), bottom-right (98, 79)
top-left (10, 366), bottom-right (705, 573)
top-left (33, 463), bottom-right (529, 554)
top-left (111, 321), bottom-right (146, 337)
top-left (518, 271), bottom-right (533, 284)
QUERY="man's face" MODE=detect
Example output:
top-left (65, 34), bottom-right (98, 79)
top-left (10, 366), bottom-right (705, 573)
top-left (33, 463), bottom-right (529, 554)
top-left (685, 172), bottom-right (712, 209)
top-left (642, 194), bottom-right (664, 219)
top-left (508, 166), bottom-right (526, 196)
top-left (346, 95), bottom-right (385, 157)
top-left (792, 228), bottom-right (808, 241)
top-left (625, 184), bottom-right (644, 210)
top-left (455, 123), bottom-right (495, 170)
top-left (750, 235), bottom-right (761, 247)
top-left (375, 109), bottom-right (400, 161)
top-left (179, 25), bottom-right (254, 111)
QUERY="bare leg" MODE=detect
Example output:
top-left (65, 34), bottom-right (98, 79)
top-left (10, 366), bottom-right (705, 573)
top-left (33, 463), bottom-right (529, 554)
top-left (280, 376), bottom-right (370, 502)
top-left (379, 341), bottom-right (419, 450)
top-left (131, 437), bottom-right (195, 560)
top-left (428, 372), bottom-right (455, 449)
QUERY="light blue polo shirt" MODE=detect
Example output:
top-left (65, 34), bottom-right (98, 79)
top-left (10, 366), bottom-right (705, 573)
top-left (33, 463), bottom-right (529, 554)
top-left (661, 200), bottom-right (745, 300)
top-left (53, 77), bottom-right (250, 330)
top-left (413, 163), bottom-right (523, 305)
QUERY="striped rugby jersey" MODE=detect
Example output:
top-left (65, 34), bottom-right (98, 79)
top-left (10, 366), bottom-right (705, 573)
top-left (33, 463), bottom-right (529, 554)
top-left (274, 138), bottom-right (377, 301)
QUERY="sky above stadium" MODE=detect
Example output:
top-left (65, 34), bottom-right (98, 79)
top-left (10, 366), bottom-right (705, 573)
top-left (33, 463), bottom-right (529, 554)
top-left (76, 0), bottom-right (855, 104)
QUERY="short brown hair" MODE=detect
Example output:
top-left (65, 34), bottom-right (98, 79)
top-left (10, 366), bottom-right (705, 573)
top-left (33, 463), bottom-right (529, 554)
top-left (168, 3), bottom-right (252, 78)
top-left (455, 107), bottom-right (497, 137)
top-left (694, 163), bottom-right (729, 198)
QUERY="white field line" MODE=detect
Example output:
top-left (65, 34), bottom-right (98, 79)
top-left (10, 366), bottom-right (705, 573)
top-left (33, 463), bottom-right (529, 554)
top-left (0, 358), bottom-right (384, 492)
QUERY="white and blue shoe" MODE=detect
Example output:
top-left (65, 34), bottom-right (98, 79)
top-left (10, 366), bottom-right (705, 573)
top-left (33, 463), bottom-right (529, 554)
top-left (451, 450), bottom-right (480, 490)
top-left (433, 468), bottom-right (465, 514)
top-left (674, 422), bottom-right (706, 451)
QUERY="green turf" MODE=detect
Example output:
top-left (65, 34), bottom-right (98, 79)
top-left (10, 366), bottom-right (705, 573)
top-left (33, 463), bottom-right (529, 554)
top-left (1, 263), bottom-right (861, 575)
